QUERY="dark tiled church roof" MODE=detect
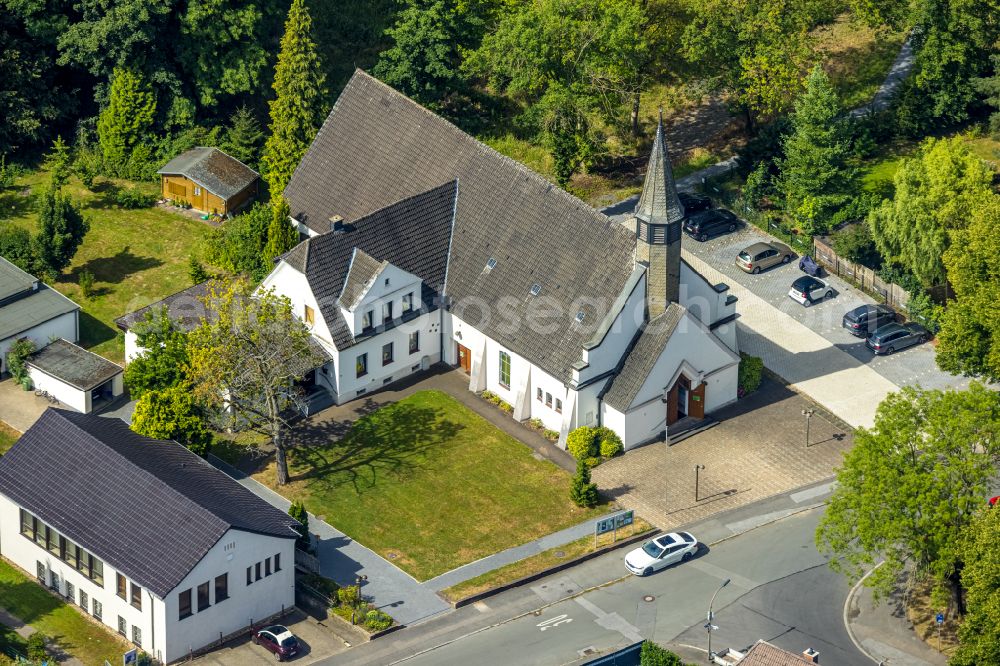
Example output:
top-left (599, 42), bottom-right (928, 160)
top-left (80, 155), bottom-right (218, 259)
top-left (0, 409), bottom-right (299, 597)
top-left (284, 70), bottom-right (637, 382)
top-left (602, 304), bottom-right (684, 411)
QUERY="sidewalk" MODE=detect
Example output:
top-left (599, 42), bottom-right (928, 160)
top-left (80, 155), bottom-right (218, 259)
top-left (846, 572), bottom-right (948, 666)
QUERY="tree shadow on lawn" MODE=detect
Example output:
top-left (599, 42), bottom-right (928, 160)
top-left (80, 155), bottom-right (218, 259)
top-left (289, 403), bottom-right (464, 494)
top-left (78, 311), bottom-right (119, 349)
top-left (63, 246), bottom-right (163, 285)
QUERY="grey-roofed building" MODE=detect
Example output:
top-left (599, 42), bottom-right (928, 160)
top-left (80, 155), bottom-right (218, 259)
top-left (114, 280), bottom-right (217, 363)
top-left (25, 339), bottom-right (123, 413)
top-left (267, 70), bottom-right (740, 449)
top-left (0, 256), bottom-right (79, 375)
top-left (158, 147), bottom-right (259, 216)
top-left (0, 408), bottom-right (299, 663)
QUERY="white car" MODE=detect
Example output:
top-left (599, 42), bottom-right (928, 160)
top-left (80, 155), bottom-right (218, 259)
top-left (624, 532), bottom-right (699, 575)
top-left (787, 275), bottom-right (834, 307)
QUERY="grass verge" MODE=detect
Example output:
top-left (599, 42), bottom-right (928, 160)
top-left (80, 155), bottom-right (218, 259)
top-left (440, 518), bottom-right (654, 603)
top-left (1, 169), bottom-right (218, 362)
top-left (0, 558), bottom-right (130, 665)
top-left (906, 578), bottom-right (959, 656)
top-left (0, 422), bottom-right (21, 456)
top-left (253, 390), bottom-right (609, 581)
top-left (813, 15), bottom-right (908, 110)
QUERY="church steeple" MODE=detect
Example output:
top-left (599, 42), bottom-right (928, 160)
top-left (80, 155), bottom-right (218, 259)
top-left (634, 111), bottom-right (684, 317)
top-left (635, 111), bottom-right (685, 225)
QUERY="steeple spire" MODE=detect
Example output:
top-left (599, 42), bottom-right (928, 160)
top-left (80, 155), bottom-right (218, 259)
top-left (634, 110), bottom-right (685, 224)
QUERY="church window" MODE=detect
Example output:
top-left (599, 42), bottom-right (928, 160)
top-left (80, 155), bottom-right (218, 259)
top-left (499, 351), bottom-right (511, 388)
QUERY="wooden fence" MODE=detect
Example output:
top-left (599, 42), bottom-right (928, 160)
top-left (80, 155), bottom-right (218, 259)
top-left (813, 236), bottom-right (911, 309)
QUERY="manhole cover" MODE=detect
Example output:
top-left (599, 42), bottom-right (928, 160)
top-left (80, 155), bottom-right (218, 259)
top-left (554, 550), bottom-right (566, 558)
top-left (643, 595), bottom-right (655, 603)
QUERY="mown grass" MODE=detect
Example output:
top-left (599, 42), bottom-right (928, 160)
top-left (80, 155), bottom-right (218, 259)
top-left (0, 422), bottom-right (21, 456)
top-left (1, 169), bottom-right (217, 361)
top-left (440, 518), bottom-right (654, 603)
top-left (253, 390), bottom-right (609, 581)
top-left (0, 558), bottom-right (130, 665)
top-left (813, 15), bottom-right (908, 110)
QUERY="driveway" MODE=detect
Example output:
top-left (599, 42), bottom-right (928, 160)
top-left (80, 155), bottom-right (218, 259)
top-left (0, 377), bottom-right (50, 432)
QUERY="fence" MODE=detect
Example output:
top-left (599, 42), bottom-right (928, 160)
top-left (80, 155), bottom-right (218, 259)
top-left (813, 236), bottom-right (911, 309)
top-left (295, 548), bottom-right (320, 574)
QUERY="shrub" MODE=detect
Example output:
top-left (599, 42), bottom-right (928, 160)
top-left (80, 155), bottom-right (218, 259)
top-left (569, 459), bottom-right (599, 508)
top-left (906, 291), bottom-right (944, 334)
top-left (831, 222), bottom-right (880, 268)
top-left (594, 426), bottom-right (623, 458)
top-left (78, 269), bottom-right (95, 299)
top-left (738, 353), bottom-right (764, 397)
top-left (528, 418), bottom-right (544, 430)
top-left (188, 255), bottom-right (210, 284)
top-left (498, 400), bottom-right (513, 414)
top-left (543, 429), bottom-right (559, 441)
top-left (566, 426), bottom-right (597, 461)
top-left (288, 500), bottom-right (311, 552)
top-left (25, 633), bottom-right (47, 662)
top-left (639, 640), bottom-right (685, 666)
top-left (584, 456), bottom-right (601, 469)
top-left (7, 338), bottom-right (36, 384)
top-left (337, 585), bottom-right (360, 607)
top-left (364, 609), bottom-right (393, 632)
top-left (113, 187), bottom-right (156, 209)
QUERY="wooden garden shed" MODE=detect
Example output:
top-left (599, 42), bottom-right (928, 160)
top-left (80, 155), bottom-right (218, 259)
top-left (157, 147), bottom-right (259, 216)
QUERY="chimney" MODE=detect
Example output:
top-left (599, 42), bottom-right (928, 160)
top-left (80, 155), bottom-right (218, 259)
top-left (329, 215), bottom-right (344, 234)
top-left (802, 648), bottom-right (819, 663)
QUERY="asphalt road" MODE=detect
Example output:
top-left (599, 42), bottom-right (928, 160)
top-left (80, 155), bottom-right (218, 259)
top-left (326, 507), bottom-right (870, 666)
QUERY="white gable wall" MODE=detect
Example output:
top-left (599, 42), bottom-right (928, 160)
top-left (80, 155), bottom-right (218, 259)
top-left (0, 310), bottom-right (79, 374)
top-left (260, 261), bottom-right (334, 349)
top-left (574, 272), bottom-right (646, 386)
top-left (347, 264), bottom-right (422, 335)
top-left (680, 262), bottom-right (737, 352)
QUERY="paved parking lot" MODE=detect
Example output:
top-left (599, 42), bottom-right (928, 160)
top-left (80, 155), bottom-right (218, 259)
top-left (681, 223), bottom-right (970, 394)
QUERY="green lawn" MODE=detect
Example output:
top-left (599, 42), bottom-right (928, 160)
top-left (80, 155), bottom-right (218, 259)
top-left (0, 558), bottom-right (130, 665)
top-left (254, 390), bottom-right (609, 581)
top-left (1, 169), bottom-right (217, 362)
top-left (0, 422), bottom-right (20, 456)
top-left (814, 15), bottom-right (908, 110)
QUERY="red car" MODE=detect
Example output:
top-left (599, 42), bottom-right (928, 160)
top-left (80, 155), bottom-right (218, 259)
top-left (252, 625), bottom-right (299, 661)
top-left (990, 496), bottom-right (999, 508)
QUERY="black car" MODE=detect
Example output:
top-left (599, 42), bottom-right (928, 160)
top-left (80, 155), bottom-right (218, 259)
top-left (866, 322), bottom-right (929, 355)
top-left (683, 209), bottom-right (739, 241)
top-left (842, 304), bottom-right (896, 338)
top-left (678, 192), bottom-right (712, 214)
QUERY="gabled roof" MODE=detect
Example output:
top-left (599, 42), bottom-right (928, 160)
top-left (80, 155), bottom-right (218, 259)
top-left (634, 113), bottom-right (685, 225)
top-left (602, 304), bottom-right (684, 412)
top-left (339, 248), bottom-right (389, 310)
top-left (284, 70), bottom-right (637, 381)
top-left (0, 256), bottom-right (36, 302)
top-left (737, 640), bottom-right (816, 665)
top-left (158, 147), bottom-right (258, 201)
top-left (114, 280), bottom-right (217, 332)
top-left (27, 339), bottom-right (121, 391)
top-left (0, 409), bottom-right (299, 598)
top-left (286, 180), bottom-right (457, 350)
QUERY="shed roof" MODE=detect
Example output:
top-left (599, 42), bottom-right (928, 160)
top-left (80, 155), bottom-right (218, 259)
top-left (26, 339), bottom-right (122, 391)
top-left (0, 409), bottom-right (300, 598)
top-left (284, 70), bottom-right (637, 382)
top-left (0, 281), bottom-right (79, 343)
top-left (158, 147), bottom-right (258, 201)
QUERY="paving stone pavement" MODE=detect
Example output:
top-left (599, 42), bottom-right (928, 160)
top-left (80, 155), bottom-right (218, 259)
top-left (591, 379), bottom-right (853, 530)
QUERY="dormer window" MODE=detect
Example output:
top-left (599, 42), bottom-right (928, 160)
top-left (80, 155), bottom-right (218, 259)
top-left (384, 278), bottom-right (390, 286)
top-left (383, 301), bottom-right (393, 321)
top-left (362, 309), bottom-right (373, 330)
top-left (530, 284), bottom-right (541, 296)
top-left (402, 292), bottom-right (414, 313)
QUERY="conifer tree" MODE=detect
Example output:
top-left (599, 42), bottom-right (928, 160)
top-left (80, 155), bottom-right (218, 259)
top-left (570, 459), bottom-right (599, 508)
top-left (779, 65), bottom-right (852, 236)
top-left (221, 106), bottom-right (264, 169)
top-left (33, 188), bottom-right (89, 278)
top-left (261, 0), bottom-right (326, 198)
top-left (264, 196), bottom-right (298, 261)
top-left (97, 68), bottom-right (157, 176)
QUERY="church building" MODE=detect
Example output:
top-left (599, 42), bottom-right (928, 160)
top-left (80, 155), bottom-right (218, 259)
top-left (262, 70), bottom-right (740, 450)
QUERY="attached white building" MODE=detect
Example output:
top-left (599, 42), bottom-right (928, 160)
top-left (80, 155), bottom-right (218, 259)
top-left (0, 409), bottom-right (300, 663)
top-left (25, 338), bottom-right (124, 413)
top-left (269, 71), bottom-right (741, 450)
top-left (0, 257), bottom-right (79, 375)
top-left (115, 280), bottom-right (217, 364)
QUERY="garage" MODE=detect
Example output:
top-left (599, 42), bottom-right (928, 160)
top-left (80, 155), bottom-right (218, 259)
top-left (26, 339), bottom-right (124, 414)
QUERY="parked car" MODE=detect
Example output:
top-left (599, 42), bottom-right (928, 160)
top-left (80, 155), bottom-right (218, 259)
top-left (678, 192), bottom-right (712, 214)
top-left (866, 322), bottom-right (930, 355)
top-left (624, 532), bottom-right (699, 576)
top-left (788, 276), bottom-right (834, 307)
top-left (842, 304), bottom-right (897, 338)
top-left (683, 209), bottom-right (740, 241)
top-left (253, 625), bottom-right (300, 661)
top-left (736, 241), bottom-right (794, 274)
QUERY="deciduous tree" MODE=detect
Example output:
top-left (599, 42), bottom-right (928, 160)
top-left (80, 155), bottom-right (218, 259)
top-left (123, 307), bottom-right (192, 399)
top-left (936, 193), bottom-right (1000, 381)
top-left (867, 137), bottom-right (993, 288)
top-left (816, 383), bottom-right (1000, 615)
top-left (187, 279), bottom-right (325, 485)
top-left (261, 0), bottom-right (327, 197)
top-left (131, 384), bottom-right (212, 456)
top-left (951, 506), bottom-right (1000, 666)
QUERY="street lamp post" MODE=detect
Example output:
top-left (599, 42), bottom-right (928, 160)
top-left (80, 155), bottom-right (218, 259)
top-left (706, 578), bottom-right (731, 663)
top-left (694, 464), bottom-right (705, 501)
top-left (801, 409), bottom-right (815, 447)
top-left (351, 575), bottom-right (368, 624)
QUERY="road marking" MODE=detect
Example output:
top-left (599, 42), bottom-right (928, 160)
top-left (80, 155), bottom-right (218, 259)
top-left (575, 597), bottom-right (644, 643)
top-left (536, 614), bottom-right (572, 631)
top-left (473, 601), bottom-right (490, 613)
top-left (687, 560), bottom-right (759, 590)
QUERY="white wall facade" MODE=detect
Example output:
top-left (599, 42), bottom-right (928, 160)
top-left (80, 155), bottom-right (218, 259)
top-left (679, 262), bottom-right (737, 352)
top-left (0, 494), bottom-right (295, 665)
top-left (575, 272), bottom-right (646, 386)
top-left (260, 261), bottom-right (335, 351)
top-left (25, 367), bottom-right (123, 414)
top-left (0, 311), bottom-right (79, 374)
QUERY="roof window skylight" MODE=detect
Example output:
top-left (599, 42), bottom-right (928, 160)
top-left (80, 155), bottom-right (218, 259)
top-left (575, 311), bottom-right (586, 323)
top-left (530, 284), bottom-right (542, 296)
top-left (485, 257), bottom-right (497, 271)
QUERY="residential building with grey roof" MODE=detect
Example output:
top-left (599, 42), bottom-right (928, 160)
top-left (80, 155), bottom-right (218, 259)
top-left (250, 71), bottom-right (739, 449)
top-left (0, 408), bottom-right (299, 663)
